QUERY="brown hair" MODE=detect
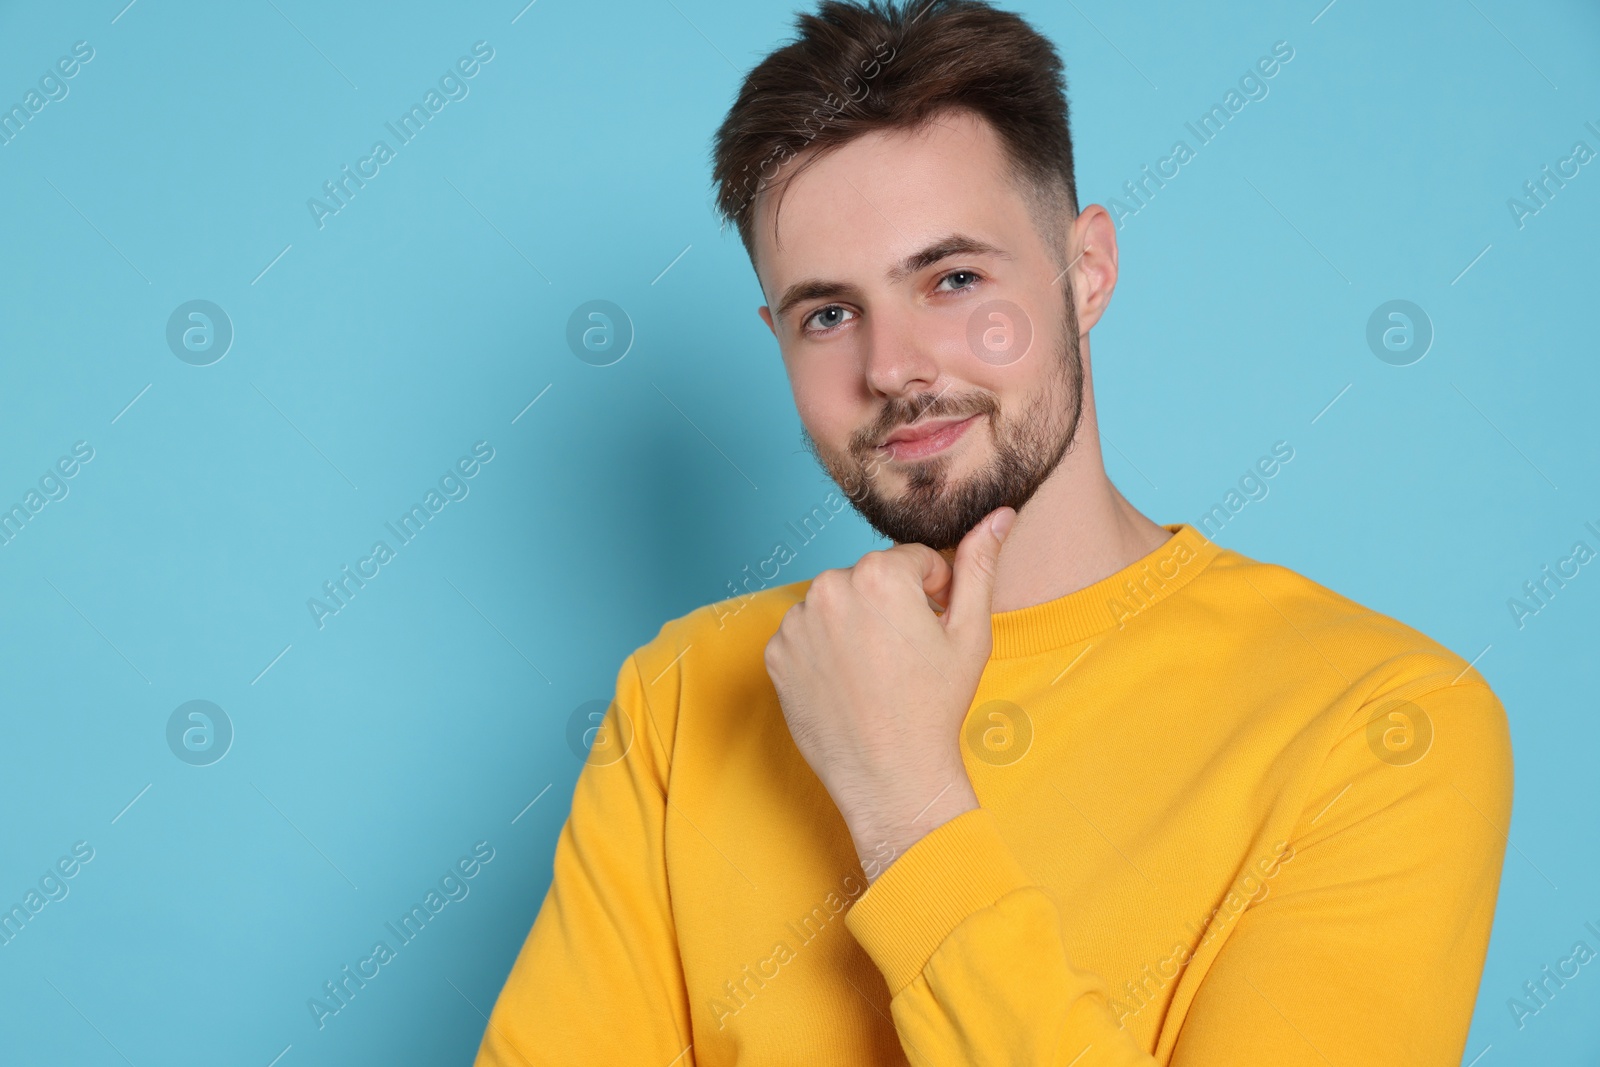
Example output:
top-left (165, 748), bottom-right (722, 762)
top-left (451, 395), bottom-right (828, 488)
top-left (710, 0), bottom-right (1080, 264)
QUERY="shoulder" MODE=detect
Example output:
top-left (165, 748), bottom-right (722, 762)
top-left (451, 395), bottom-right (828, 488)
top-left (613, 579), bottom-right (814, 754)
top-left (635, 578), bottom-right (812, 676)
top-left (1183, 538), bottom-right (1513, 818)
top-left (1187, 535), bottom-right (1493, 699)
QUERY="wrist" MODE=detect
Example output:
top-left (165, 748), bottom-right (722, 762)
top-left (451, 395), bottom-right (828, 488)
top-left (850, 774), bottom-right (980, 884)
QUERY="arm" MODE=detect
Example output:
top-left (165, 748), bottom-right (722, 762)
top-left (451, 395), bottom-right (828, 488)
top-left (845, 807), bottom-right (1161, 1066)
top-left (843, 681), bottom-right (1514, 1066)
top-left (1171, 681), bottom-right (1513, 1063)
top-left (474, 652), bottom-right (694, 1066)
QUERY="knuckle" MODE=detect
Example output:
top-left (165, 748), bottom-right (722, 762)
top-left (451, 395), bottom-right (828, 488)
top-left (852, 552), bottom-right (894, 588)
top-left (765, 626), bottom-right (791, 665)
top-left (809, 569), bottom-right (847, 601)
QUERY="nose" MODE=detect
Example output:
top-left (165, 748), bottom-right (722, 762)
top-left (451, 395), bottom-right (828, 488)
top-left (861, 301), bottom-right (942, 400)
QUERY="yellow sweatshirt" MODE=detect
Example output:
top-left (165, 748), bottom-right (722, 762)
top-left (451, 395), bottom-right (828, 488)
top-left (475, 522), bottom-right (1513, 1065)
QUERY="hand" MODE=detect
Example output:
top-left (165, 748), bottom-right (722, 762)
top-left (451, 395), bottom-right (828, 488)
top-left (764, 506), bottom-right (1016, 883)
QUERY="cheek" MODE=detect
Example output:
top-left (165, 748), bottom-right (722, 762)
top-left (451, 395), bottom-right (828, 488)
top-left (790, 367), bottom-right (862, 444)
top-left (917, 302), bottom-right (978, 369)
top-left (985, 365), bottom-right (1059, 436)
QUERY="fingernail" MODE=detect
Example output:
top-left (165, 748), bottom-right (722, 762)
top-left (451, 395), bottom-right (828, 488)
top-left (990, 508), bottom-right (1015, 543)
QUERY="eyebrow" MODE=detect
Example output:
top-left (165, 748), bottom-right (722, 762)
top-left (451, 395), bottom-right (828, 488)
top-left (772, 233), bottom-right (1013, 323)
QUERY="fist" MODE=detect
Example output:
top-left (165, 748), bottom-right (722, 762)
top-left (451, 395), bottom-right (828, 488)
top-left (764, 506), bottom-right (1016, 879)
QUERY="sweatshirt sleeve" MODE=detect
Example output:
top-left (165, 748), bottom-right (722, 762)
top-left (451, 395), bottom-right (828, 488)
top-left (1170, 680), bottom-right (1513, 1064)
top-left (842, 680), bottom-right (1514, 1066)
top-left (474, 651), bottom-right (694, 1067)
top-left (844, 805), bottom-right (1161, 1066)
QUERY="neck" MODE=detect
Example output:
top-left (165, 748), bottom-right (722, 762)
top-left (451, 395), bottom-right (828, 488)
top-left (935, 363), bottom-right (1171, 614)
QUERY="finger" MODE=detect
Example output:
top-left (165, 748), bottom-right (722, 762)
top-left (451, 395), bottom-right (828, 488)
top-left (863, 542), bottom-right (953, 613)
top-left (903, 542), bottom-right (954, 611)
top-left (946, 507), bottom-right (1015, 639)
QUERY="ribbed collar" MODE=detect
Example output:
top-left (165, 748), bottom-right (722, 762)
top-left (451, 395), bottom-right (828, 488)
top-left (988, 523), bottom-right (1221, 658)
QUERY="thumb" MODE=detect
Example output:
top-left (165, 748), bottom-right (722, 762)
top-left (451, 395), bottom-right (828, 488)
top-left (945, 506), bottom-right (1015, 641)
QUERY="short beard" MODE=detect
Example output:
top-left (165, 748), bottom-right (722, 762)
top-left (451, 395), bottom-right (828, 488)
top-left (803, 278), bottom-right (1085, 552)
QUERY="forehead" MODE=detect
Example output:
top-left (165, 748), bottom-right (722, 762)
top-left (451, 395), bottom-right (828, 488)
top-left (750, 109), bottom-right (1031, 297)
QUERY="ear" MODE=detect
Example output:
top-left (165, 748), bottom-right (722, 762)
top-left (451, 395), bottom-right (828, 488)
top-left (1069, 204), bottom-right (1120, 334)
top-left (758, 305), bottom-right (776, 338)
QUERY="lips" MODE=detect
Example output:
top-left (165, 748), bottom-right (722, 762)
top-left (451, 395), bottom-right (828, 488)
top-left (880, 415), bottom-right (976, 448)
top-left (874, 413), bottom-right (981, 461)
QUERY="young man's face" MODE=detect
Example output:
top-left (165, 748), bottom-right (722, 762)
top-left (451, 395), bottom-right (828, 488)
top-left (753, 108), bottom-right (1102, 552)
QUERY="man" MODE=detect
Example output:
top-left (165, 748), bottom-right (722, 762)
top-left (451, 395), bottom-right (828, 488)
top-left (475, 1), bottom-right (1513, 1063)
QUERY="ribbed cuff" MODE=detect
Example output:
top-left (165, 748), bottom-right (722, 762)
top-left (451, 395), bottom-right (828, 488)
top-left (844, 807), bottom-right (1036, 996)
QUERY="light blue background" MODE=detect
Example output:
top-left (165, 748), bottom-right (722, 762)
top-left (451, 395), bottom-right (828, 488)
top-left (1, 0), bottom-right (1595, 1062)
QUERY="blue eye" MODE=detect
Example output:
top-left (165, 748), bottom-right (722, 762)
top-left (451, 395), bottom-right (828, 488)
top-left (939, 269), bottom-right (980, 291)
top-left (804, 305), bottom-right (855, 333)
